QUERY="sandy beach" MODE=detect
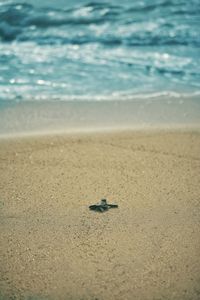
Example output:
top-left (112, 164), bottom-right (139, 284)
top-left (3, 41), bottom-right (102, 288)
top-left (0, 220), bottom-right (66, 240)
top-left (0, 129), bottom-right (200, 300)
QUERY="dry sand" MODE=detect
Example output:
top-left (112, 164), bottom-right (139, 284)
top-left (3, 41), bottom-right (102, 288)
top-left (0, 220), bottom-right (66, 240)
top-left (0, 130), bottom-right (200, 300)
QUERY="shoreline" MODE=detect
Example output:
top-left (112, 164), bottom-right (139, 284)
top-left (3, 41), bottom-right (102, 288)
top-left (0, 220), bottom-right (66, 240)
top-left (0, 129), bottom-right (200, 299)
top-left (0, 125), bottom-right (200, 141)
top-left (0, 97), bottom-right (200, 137)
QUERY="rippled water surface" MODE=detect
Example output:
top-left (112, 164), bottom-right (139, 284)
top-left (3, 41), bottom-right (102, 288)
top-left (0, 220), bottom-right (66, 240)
top-left (0, 0), bottom-right (200, 101)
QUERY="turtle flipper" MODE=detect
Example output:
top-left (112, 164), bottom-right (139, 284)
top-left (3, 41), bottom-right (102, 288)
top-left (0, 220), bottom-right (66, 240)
top-left (89, 204), bottom-right (107, 212)
top-left (89, 199), bottom-right (118, 212)
top-left (89, 205), bottom-right (98, 210)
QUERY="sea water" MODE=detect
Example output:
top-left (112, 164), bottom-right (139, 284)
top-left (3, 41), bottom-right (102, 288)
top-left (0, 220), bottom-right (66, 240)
top-left (0, 0), bottom-right (200, 103)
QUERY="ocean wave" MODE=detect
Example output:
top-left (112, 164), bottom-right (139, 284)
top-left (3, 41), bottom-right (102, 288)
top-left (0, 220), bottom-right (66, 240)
top-left (0, 0), bottom-right (200, 101)
top-left (1, 90), bottom-right (200, 103)
top-left (0, 1), bottom-right (199, 46)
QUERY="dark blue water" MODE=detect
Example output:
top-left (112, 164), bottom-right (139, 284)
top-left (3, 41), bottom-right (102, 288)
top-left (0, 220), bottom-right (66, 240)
top-left (0, 0), bottom-right (200, 102)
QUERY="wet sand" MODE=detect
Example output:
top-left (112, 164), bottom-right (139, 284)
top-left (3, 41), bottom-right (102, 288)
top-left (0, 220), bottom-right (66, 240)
top-left (0, 130), bottom-right (200, 299)
top-left (1, 97), bottom-right (200, 137)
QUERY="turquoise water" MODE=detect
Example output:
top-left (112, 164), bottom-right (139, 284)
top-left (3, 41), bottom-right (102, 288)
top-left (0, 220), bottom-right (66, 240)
top-left (0, 0), bottom-right (200, 102)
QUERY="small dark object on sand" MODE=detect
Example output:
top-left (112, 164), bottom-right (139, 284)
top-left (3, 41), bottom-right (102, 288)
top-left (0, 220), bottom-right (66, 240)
top-left (89, 199), bottom-right (118, 212)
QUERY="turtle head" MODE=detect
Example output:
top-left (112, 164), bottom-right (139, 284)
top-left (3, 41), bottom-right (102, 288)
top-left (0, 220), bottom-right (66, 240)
top-left (101, 199), bottom-right (107, 205)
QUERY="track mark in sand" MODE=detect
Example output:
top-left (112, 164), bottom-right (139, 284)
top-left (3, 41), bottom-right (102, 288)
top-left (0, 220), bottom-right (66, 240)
top-left (100, 141), bottom-right (200, 162)
top-left (130, 146), bottom-right (200, 162)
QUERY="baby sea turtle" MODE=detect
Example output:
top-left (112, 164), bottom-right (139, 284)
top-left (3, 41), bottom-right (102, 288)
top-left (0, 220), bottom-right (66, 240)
top-left (89, 199), bottom-right (118, 212)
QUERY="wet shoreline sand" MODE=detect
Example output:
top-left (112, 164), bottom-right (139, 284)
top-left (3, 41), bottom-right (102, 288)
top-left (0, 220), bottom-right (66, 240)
top-left (0, 97), bottom-right (200, 137)
top-left (0, 129), bottom-right (200, 299)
